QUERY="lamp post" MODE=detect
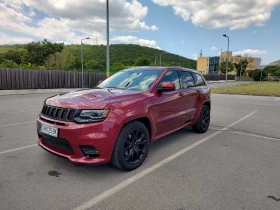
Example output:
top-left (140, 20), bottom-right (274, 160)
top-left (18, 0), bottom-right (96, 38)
top-left (260, 59), bottom-right (263, 82)
top-left (240, 58), bottom-right (242, 81)
top-left (81, 37), bottom-right (90, 88)
top-left (223, 34), bottom-right (229, 92)
top-left (160, 52), bottom-right (167, 66)
top-left (106, 0), bottom-right (110, 78)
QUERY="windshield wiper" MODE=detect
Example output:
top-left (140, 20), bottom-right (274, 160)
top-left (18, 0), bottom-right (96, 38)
top-left (105, 87), bottom-right (125, 89)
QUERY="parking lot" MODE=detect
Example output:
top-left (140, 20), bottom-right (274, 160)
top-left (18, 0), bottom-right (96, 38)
top-left (1, 90), bottom-right (280, 210)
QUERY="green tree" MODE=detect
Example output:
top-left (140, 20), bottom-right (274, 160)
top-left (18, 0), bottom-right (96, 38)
top-left (219, 61), bottom-right (234, 74)
top-left (111, 62), bottom-right (126, 71)
top-left (25, 39), bottom-right (64, 67)
top-left (134, 57), bottom-right (152, 66)
top-left (274, 70), bottom-right (280, 76)
top-left (249, 69), bottom-right (267, 81)
top-left (234, 59), bottom-right (249, 76)
top-left (85, 59), bottom-right (102, 70)
top-left (3, 50), bottom-right (24, 65)
top-left (263, 65), bottom-right (279, 76)
top-left (42, 39), bottom-right (64, 67)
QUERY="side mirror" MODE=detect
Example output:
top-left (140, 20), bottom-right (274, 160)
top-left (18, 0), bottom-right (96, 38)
top-left (158, 82), bottom-right (176, 93)
top-left (98, 80), bottom-right (103, 84)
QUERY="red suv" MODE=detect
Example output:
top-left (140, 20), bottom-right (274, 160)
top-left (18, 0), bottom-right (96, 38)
top-left (37, 67), bottom-right (211, 171)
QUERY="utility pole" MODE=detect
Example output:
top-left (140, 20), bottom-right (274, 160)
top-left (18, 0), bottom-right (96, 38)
top-left (81, 37), bottom-right (90, 88)
top-left (106, 0), bottom-right (110, 78)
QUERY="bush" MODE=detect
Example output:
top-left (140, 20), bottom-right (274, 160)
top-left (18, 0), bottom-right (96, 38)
top-left (111, 62), bottom-right (126, 71)
top-left (249, 69), bottom-right (267, 81)
top-left (0, 59), bottom-right (18, 68)
top-left (134, 57), bottom-right (152, 66)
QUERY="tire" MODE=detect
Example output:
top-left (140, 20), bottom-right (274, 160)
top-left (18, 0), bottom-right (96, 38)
top-left (111, 121), bottom-right (150, 171)
top-left (192, 105), bottom-right (210, 133)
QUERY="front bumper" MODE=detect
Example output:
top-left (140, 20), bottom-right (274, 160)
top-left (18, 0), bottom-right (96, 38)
top-left (37, 115), bottom-right (120, 164)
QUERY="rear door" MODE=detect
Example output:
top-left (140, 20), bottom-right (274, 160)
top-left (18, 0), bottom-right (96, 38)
top-left (178, 70), bottom-right (199, 121)
top-left (154, 70), bottom-right (187, 135)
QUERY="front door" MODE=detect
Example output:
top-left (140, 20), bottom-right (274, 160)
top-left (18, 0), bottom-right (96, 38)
top-left (153, 70), bottom-right (187, 135)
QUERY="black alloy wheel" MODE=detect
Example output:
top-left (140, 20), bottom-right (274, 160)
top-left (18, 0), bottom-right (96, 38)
top-left (111, 121), bottom-right (150, 171)
top-left (192, 105), bottom-right (210, 133)
top-left (124, 129), bottom-right (147, 164)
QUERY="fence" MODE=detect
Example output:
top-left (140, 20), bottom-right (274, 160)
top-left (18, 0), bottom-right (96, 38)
top-left (0, 68), bottom-right (106, 90)
top-left (203, 74), bottom-right (235, 81)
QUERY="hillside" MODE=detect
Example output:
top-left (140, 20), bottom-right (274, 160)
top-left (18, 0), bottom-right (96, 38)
top-left (66, 44), bottom-right (196, 69)
top-left (267, 60), bottom-right (280, 66)
top-left (0, 43), bottom-right (196, 71)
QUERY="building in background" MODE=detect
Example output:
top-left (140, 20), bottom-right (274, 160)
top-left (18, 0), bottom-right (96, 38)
top-left (197, 51), bottom-right (261, 75)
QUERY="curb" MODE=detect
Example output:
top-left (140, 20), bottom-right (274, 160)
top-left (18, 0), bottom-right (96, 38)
top-left (0, 89), bottom-right (79, 96)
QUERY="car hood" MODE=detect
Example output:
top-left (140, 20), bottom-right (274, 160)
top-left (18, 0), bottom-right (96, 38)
top-left (45, 88), bottom-right (143, 109)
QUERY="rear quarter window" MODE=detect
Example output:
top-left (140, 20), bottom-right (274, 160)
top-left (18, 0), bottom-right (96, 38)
top-left (192, 73), bottom-right (206, 87)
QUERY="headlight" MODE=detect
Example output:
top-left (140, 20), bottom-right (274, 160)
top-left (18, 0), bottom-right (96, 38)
top-left (74, 110), bottom-right (110, 123)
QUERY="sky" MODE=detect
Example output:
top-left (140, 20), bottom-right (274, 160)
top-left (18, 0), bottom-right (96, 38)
top-left (0, 0), bottom-right (280, 65)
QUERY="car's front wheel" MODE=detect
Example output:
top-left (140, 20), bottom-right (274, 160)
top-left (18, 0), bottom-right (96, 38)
top-left (111, 121), bottom-right (150, 171)
top-left (192, 105), bottom-right (210, 133)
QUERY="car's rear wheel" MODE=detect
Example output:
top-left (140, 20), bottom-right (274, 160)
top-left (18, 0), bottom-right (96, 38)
top-left (192, 105), bottom-right (210, 133)
top-left (111, 121), bottom-right (150, 171)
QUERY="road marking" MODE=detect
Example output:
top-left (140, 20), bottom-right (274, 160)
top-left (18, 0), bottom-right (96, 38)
top-left (210, 128), bottom-right (280, 141)
top-left (0, 121), bottom-right (36, 128)
top-left (0, 144), bottom-right (38, 155)
top-left (1, 110), bottom-right (39, 115)
top-left (276, 98), bottom-right (280, 101)
top-left (73, 110), bottom-right (258, 210)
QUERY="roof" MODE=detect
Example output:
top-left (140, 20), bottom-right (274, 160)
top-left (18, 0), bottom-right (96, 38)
top-left (123, 66), bottom-right (197, 73)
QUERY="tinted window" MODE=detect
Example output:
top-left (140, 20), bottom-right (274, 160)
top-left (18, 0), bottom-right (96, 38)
top-left (160, 71), bottom-right (180, 90)
top-left (192, 73), bottom-right (206, 87)
top-left (179, 71), bottom-right (195, 89)
top-left (98, 70), bottom-right (161, 90)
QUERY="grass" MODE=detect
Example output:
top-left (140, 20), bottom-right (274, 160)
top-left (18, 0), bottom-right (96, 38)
top-left (211, 82), bottom-right (280, 97)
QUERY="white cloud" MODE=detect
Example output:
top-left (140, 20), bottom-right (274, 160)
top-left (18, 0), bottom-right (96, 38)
top-left (152, 0), bottom-right (280, 30)
top-left (151, 25), bottom-right (159, 31)
top-left (0, 0), bottom-right (158, 44)
top-left (0, 32), bottom-right (34, 44)
top-left (192, 53), bottom-right (198, 60)
top-left (233, 49), bottom-right (267, 56)
top-left (210, 46), bottom-right (217, 51)
top-left (111, 35), bottom-right (160, 49)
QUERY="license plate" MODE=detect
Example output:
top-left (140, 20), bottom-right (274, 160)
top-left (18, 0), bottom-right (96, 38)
top-left (40, 124), bottom-right (58, 137)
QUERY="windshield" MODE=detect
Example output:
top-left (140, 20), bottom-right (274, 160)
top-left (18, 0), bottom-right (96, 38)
top-left (97, 70), bottom-right (161, 90)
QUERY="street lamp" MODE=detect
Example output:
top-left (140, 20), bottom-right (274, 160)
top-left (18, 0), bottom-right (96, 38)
top-left (260, 59), bottom-right (263, 82)
top-left (160, 52), bottom-right (167, 66)
top-left (223, 34), bottom-right (229, 92)
top-left (81, 37), bottom-right (90, 88)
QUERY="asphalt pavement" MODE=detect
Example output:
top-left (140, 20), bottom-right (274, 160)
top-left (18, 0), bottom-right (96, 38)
top-left (1, 88), bottom-right (280, 210)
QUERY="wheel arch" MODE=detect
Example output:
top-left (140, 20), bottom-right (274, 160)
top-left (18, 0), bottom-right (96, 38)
top-left (122, 116), bottom-right (152, 142)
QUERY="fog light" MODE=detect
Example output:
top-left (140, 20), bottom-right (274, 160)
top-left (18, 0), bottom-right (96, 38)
top-left (79, 146), bottom-right (100, 158)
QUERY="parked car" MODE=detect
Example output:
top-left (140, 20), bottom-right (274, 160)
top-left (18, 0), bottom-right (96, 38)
top-left (37, 67), bottom-right (211, 171)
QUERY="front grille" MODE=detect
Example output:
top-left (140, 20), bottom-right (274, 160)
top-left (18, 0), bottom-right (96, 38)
top-left (41, 105), bottom-right (76, 122)
top-left (40, 133), bottom-right (74, 154)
